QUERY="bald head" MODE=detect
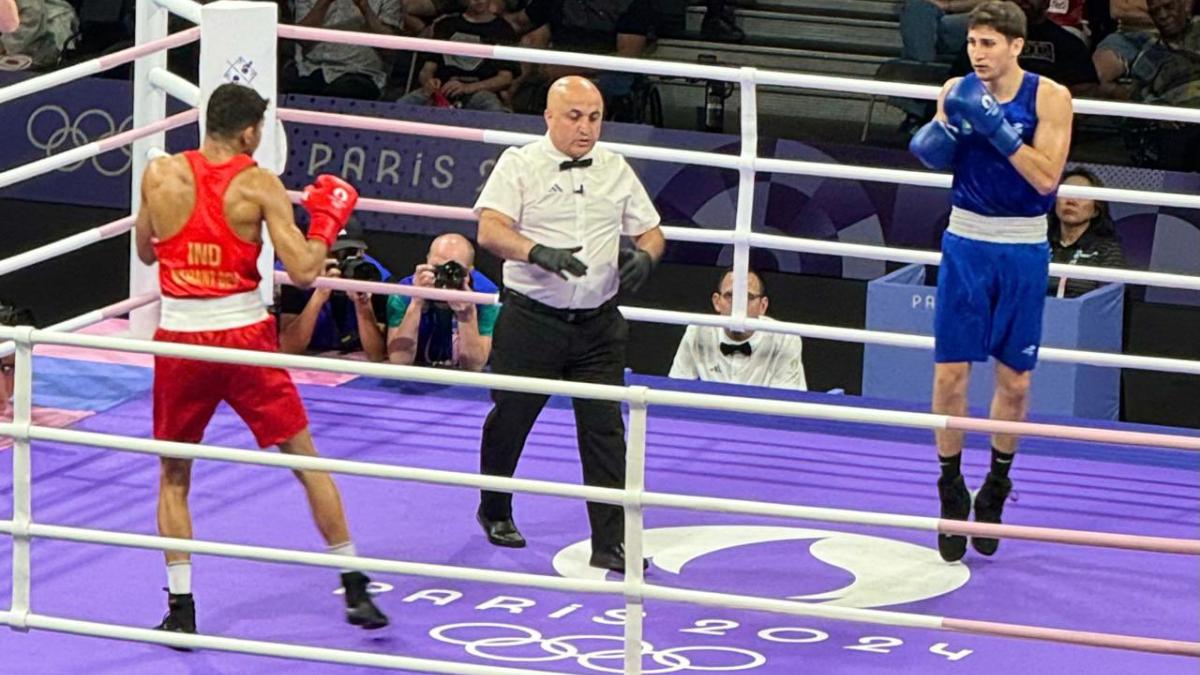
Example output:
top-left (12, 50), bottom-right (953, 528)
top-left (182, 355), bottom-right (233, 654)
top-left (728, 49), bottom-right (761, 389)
top-left (544, 76), bottom-right (604, 159)
top-left (428, 233), bottom-right (475, 268)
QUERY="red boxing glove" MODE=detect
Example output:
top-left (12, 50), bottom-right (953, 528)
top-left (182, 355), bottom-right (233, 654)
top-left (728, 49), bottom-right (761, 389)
top-left (301, 174), bottom-right (359, 249)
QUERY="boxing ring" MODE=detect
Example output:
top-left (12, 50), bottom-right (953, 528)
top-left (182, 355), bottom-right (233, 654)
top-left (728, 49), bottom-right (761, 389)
top-left (1, 0), bottom-right (1198, 672)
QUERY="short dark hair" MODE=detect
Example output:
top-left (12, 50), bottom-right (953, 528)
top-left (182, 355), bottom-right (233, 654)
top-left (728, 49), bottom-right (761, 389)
top-left (205, 83), bottom-right (269, 140)
top-left (0, 302), bottom-right (35, 326)
top-left (718, 267), bottom-right (768, 298)
top-left (968, 1), bottom-right (1028, 41)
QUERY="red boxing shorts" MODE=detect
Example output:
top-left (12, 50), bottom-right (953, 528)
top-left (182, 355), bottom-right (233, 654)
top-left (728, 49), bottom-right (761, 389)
top-left (153, 317), bottom-right (308, 448)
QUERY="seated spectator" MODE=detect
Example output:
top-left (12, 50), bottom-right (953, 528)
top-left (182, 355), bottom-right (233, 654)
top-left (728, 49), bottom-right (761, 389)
top-left (278, 227), bottom-right (391, 361)
top-left (0, 0), bottom-right (77, 70)
top-left (900, 0), bottom-right (986, 63)
top-left (386, 233), bottom-right (498, 371)
top-left (1, 0), bottom-right (18, 34)
top-left (702, 0), bottom-right (745, 42)
top-left (950, 0), bottom-right (1099, 94)
top-left (1047, 168), bottom-right (1127, 298)
top-left (399, 0), bottom-right (517, 111)
top-left (506, 0), bottom-right (654, 114)
top-left (1128, 0), bottom-right (1200, 105)
top-left (669, 268), bottom-right (807, 391)
top-left (285, 0), bottom-right (404, 100)
top-left (1046, 0), bottom-right (1089, 43)
top-left (1094, 0), bottom-right (1160, 94)
top-left (403, 0), bottom-right (521, 34)
top-left (0, 302), bottom-right (34, 419)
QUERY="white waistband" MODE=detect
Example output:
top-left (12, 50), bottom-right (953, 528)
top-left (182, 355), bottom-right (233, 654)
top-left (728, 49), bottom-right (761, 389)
top-left (948, 206), bottom-right (1048, 244)
top-left (159, 291), bottom-right (268, 332)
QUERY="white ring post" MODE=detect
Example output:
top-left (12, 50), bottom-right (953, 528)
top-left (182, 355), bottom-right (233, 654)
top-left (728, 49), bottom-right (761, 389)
top-left (129, 0), bottom-right (170, 338)
top-left (622, 385), bottom-right (650, 675)
top-left (731, 68), bottom-right (758, 328)
top-left (8, 327), bottom-right (34, 632)
top-left (199, 1), bottom-right (280, 308)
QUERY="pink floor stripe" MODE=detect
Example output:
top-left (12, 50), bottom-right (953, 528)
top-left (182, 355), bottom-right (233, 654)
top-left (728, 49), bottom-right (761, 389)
top-left (936, 518), bottom-right (1200, 555)
top-left (948, 416), bottom-right (1200, 451)
top-left (0, 408), bottom-right (94, 450)
top-left (943, 617), bottom-right (1200, 657)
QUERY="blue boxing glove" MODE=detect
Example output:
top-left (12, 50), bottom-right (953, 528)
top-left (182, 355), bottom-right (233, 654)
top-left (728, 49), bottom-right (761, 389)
top-left (909, 120), bottom-right (960, 170)
top-left (943, 76), bottom-right (1024, 157)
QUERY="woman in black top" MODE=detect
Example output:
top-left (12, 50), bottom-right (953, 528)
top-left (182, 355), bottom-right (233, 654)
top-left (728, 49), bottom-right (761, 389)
top-left (1047, 167), bottom-right (1127, 298)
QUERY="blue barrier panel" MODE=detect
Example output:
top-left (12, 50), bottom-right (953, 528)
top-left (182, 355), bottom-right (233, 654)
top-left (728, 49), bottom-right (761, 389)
top-left (863, 264), bottom-right (1123, 419)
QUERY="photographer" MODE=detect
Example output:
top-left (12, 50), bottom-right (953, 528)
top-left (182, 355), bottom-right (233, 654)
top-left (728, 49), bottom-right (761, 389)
top-left (277, 231), bottom-right (391, 361)
top-left (386, 233), bottom-right (499, 371)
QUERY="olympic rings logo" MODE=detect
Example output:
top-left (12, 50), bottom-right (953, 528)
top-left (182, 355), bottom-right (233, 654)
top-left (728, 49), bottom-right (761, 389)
top-left (26, 105), bottom-right (134, 177)
top-left (430, 623), bottom-right (766, 673)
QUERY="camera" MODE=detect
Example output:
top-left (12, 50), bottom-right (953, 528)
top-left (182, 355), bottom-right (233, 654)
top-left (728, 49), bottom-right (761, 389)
top-left (333, 251), bottom-right (382, 282)
top-left (433, 260), bottom-right (468, 289)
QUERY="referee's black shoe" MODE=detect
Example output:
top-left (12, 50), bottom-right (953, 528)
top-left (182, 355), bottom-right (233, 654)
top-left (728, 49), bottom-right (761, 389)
top-left (589, 544), bottom-right (650, 573)
top-left (476, 508), bottom-right (526, 548)
top-left (971, 473), bottom-right (1012, 556)
top-left (937, 475), bottom-right (971, 562)
top-left (341, 572), bottom-right (389, 629)
top-left (153, 590), bottom-right (196, 651)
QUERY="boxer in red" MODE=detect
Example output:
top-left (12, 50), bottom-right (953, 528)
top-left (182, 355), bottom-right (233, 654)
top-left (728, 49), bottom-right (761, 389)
top-left (134, 83), bottom-right (387, 640)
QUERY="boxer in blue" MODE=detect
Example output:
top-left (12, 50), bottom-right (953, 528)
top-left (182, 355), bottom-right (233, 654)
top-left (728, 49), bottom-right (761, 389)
top-left (909, 1), bottom-right (1073, 562)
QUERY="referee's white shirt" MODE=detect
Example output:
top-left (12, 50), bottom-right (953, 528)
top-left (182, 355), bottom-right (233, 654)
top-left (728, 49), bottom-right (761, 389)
top-left (669, 318), bottom-right (808, 391)
top-left (473, 135), bottom-right (660, 309)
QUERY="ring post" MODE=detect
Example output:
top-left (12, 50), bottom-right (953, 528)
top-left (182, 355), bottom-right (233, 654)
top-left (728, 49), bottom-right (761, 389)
top-left (129, 0), bottom-right (171, 338)
top-left (199, 0), bottom-right (280, 307)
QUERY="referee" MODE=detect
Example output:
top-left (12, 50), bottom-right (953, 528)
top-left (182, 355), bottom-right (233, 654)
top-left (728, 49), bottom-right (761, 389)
top-left (473, 76), bottom-right (665, 572)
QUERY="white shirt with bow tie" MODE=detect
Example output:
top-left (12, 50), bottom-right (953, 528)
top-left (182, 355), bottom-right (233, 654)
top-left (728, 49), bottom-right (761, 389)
top-left (473, 135), bottom-right (660, 309)
top-left (668, 316), bottom-right (807, 390)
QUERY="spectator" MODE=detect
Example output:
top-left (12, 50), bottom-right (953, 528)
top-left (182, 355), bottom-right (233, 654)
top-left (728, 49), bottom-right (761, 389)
top-left (399, 0), bottom-right (517, 112)
top-left (278, 227), bottom-right (391, 361)
top-left (403, 0), bottom-right (519, 35)
top-left (900, 0), bottom-right (987, 62)
top-left (1, 0), bottom-right (18, 34)
top-left (702, 0), bottom-right (745, 42)
top-left (1046, 0), bottom-right (1089, 43)
top-left (506, 0), bottom-right (654, 113)
top-left (1129, 0), bottom-right (1200, 105)
top-left (0, 0), bottom-right (77, 70)
top-left (669, 268), bottom-right (808, 391)
top-left (1093, 0), bottom-right (1159, 94)
top-left (285, 0), bottom-right (404, 100)
top-left (949, 0), bottom-right (1100, 94)
top-left (0, 302), bottom-right (34, 419)
top-left (1047, 168), bottom-right (1127, 298)
top-left (386, 233), bottom-right (498, 370)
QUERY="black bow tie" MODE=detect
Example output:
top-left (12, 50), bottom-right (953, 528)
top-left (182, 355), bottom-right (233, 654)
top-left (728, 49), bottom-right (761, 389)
top-left (720, 341), bottom-right (752, 357)
top-left (559, 158), bottom-right (593, 171)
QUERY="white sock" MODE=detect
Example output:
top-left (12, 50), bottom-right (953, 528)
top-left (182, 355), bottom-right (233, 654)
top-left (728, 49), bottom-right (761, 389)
top-left (167, 561), bottom-right (192, 595)
top-left (328, 541), bottom-right (358, 573)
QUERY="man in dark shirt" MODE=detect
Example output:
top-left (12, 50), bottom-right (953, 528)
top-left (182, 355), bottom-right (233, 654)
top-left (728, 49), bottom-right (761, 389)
top-left (399, 0), bottom-right (518, 111)
top-left (507, 0), bottom-right (653, 112)
top-left (951, 0), bottom-right (1099, 94)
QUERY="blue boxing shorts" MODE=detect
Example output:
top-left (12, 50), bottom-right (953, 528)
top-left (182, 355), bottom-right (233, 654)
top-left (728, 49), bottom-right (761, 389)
top-left (934, 231), bottom-right (1050, 372)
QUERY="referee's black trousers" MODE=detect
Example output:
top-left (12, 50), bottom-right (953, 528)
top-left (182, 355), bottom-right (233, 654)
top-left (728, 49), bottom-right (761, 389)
top-left (479, 298), bottom-right (628, 551)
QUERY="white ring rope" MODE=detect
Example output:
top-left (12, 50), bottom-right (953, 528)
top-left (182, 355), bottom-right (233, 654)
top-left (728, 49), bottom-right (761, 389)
top-left (2, 5), bottom-right (1197, 670)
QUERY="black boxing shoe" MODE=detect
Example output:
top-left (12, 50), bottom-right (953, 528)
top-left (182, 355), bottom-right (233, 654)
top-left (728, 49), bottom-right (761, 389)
top-left (153, 590), bottom-right (196, 651)
top-left (589, 544), bottom-right (650, 574)
top-left (341, 571), bottom-right (389, 630)
top-left (476, 508), bottom-right (526, 548)
top-left (937, 475), bottom-right (971, 562)
top-left (971, 473), bottom-right (1013, 556)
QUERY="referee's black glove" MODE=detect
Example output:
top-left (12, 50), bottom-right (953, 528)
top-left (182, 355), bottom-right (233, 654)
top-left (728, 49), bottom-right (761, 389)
top-left (619, 249), bottom-right (654, 293)
top-left (529, 244), bottom-right (588, 279)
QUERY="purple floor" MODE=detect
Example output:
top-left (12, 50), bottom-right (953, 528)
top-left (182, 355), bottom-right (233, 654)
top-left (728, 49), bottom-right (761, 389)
top-left (1, 364), bottom-right (1198, 674)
